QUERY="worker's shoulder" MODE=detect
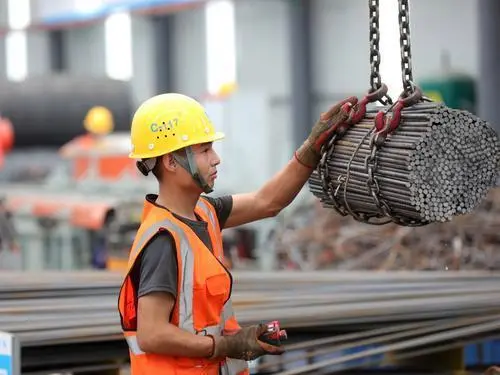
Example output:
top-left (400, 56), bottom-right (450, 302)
top-left (200, 195), bottom-right (233, 228)
top-left (201, 194), bottom-right (233, 212)
top-left (139, 231), bottom-right (176, 267)
top-left (143, 230), bottom-right (175, 251)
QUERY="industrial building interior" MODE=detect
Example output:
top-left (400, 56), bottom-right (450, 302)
top-left (0, 0), bottom-right (500, 374)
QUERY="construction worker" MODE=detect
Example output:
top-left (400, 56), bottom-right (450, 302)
top-left (117, 93), bottom-right (357, 374)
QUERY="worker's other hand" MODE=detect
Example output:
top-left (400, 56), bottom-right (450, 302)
top-left (295, 96), bottom-right (358, 168)
top-left (210, 324), bottom-right (285, 361)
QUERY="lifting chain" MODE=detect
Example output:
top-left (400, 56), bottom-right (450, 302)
top-left (316, 0), bottom-right (395, 219)
top-left (368, 0), bottom-right (393, 106)
top-left (316, 0), bottom-right (429, 226)
top-left (398, 0), bottom-right (415, 95)
top-left (363, 0), bottom-right (427, 226)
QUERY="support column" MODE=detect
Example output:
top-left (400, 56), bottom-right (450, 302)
top-left (289, 0), bottom-right (313, 149)
top-left (49, 29), bottom-right (65, 72)
top-left (130, 15), bottom-right (156, 107)
top-left (151, 14), bottom-right (174, 94)
top-left (63, 24), bottom-right (106, 76)
top-left (26, 31), bottom-right (51, 76)
top-left (478, 0), bottom-right (500, 133)
top-left (170, 6), bottom-right (207, 97)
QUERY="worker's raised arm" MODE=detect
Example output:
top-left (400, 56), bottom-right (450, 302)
top-left (136, 292), bottom-right (214, 356)
top-left (224, 97), bottom-right (358, 229)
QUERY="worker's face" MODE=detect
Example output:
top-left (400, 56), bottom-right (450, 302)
top-left (192, 142), bottom-right (220, 185)
top-left (172, 142), bottom-right (220, 192)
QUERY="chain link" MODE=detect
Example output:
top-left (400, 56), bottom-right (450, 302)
top-left (369, 0), bottom-right (393, 105)
top-left (364, 134), bottom-right (393, 224)
top-left (368, 0), bottom-right (381, 93)
top-left (318, 134), bottom-right (349, 216)
top-left (398, 0), bottom-right (414, 95)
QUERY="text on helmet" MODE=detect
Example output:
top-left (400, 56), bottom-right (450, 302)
top-left (150, 119), bottom-right (178, 133)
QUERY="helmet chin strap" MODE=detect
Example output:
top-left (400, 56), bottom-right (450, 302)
top-left (173, 147), bottom-right (213, 194)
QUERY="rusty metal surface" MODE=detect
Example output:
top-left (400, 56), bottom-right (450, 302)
top-left (267, 188), bottom-right (500, 271)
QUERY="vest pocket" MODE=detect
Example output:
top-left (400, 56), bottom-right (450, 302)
top-left (193, 273), bottom-right (229, 329)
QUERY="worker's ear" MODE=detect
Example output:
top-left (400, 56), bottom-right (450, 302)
top-left (163, 153), bottom-right (177, 172)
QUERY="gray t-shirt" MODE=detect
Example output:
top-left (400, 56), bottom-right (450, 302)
top-left (130, 194), bottom-right (233, 299)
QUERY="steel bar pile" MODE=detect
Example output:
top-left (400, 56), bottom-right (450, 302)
top-left (2, 271), bottom-right (500, 347)
top-left (268, 187), bottom-right (500, 271)
top-left (309, 102), bottom-right (500, 225)
top-left (264, 315), bottom-right (500, 374)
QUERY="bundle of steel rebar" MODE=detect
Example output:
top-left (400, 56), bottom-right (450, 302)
top-left (309, 102), bottom-right (500, 225)
top-left (2, 270), bottom-right (500, 347)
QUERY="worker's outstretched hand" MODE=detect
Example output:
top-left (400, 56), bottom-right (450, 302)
top-left (209, 324), bottom-right (285, 361)
top-left (295, 96), bottom-right (358, 168)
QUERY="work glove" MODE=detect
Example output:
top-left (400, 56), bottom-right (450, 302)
top-left (209, 324), bottom-right (285, 361)
top-left (295, 96), bottom-right (358, 168)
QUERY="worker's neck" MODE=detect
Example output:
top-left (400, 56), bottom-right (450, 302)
top-left (156, 183), bottom-right (200, 221)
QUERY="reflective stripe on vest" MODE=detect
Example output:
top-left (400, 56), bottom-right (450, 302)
top-left (126, 334), bottom-right (144, 355)
top-left (129, 217), bottom-right (196, 333)
top-left (196, 198), bottom-right (223, 260)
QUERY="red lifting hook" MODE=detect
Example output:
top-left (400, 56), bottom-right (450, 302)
top-left (374, 87), bottom-right (423, 137)
top-left (347, 83), bottom-right (391, 125)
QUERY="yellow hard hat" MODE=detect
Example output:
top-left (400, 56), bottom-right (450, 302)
top-left (129, 93), bottom-right (224, 159)
top-left (84, 106), bottom-right (114, 135)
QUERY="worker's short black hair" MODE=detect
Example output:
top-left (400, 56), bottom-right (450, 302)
top-left (151, 157), bottom-right (162, 181)
top-left (151, 148), bottom-right (189, 181)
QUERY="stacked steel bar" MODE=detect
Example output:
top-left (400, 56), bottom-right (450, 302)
top-left (2, 270), bottom-right (500, 346)
top-left (309, 102), bottom-right (500, 224)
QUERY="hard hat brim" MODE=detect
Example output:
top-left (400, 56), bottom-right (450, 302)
top-left (129, 131), bottom-right (225, 159)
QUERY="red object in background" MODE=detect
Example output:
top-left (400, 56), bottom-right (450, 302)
top-left (0, 117), bottom-right (14, 168)
top-left (0, 117), bottom-right (14, 153)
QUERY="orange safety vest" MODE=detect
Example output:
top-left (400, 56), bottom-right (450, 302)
top-left (118, 195), bottom-right (249, 375)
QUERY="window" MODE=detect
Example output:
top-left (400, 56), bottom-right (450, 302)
top-left (5, 0), bottom-right (30, 81)
top-left (205, 0), bottom-right (236, 96)
top-left (104, 11), bottom-right (133, 81)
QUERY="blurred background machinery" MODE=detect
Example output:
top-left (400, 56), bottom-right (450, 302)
top-left (0, 0), bottom-right (499, 374)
